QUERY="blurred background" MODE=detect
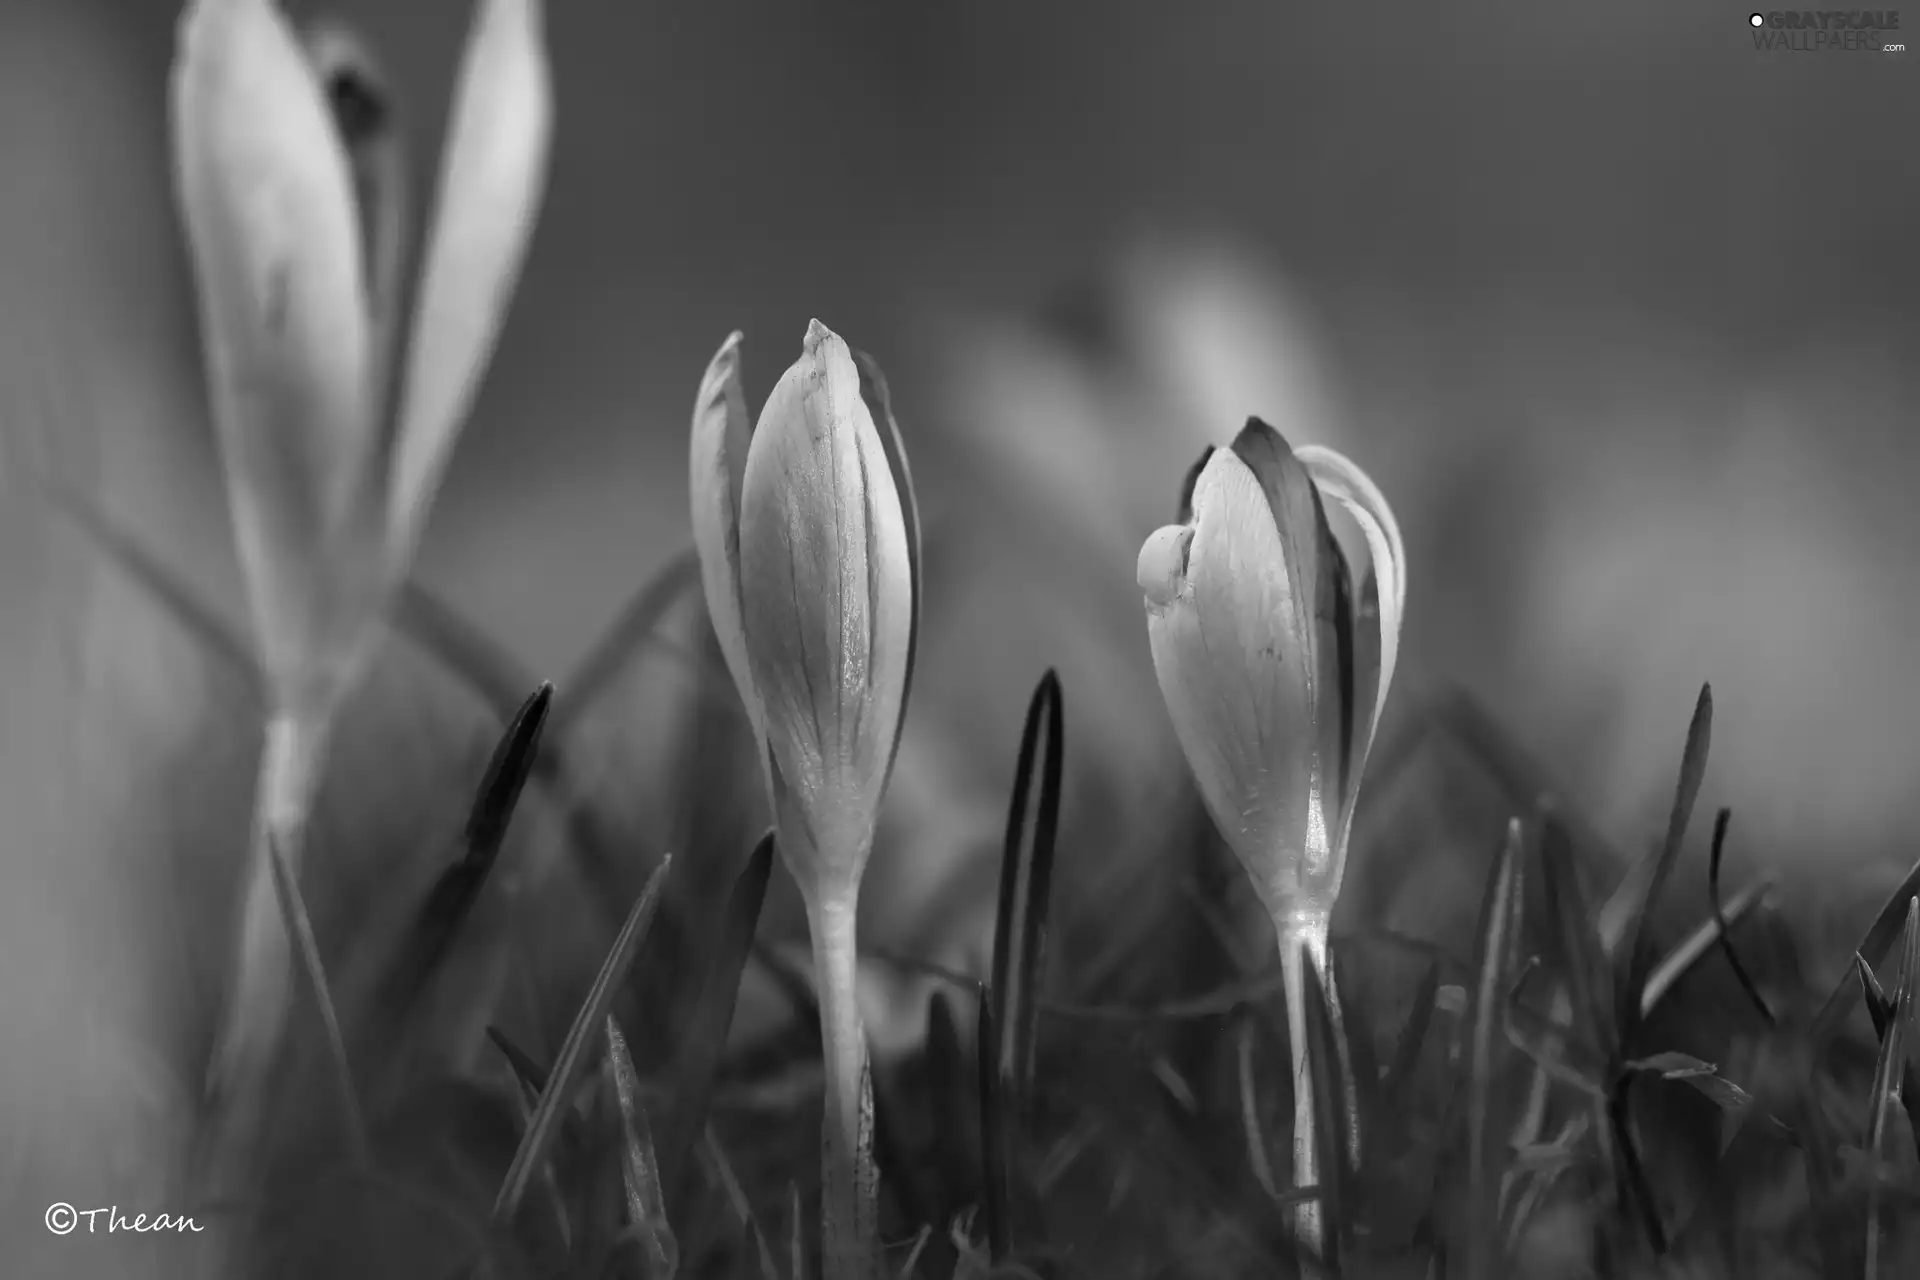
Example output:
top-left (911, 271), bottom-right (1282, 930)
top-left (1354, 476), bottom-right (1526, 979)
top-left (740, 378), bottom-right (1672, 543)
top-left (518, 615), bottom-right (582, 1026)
top-left (0, 0), bottom-right (1916, 1273)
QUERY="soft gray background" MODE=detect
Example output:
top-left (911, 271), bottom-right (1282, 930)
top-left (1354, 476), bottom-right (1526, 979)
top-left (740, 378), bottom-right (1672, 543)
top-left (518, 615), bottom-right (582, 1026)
top-left (0, 2), bottom-right (1915, 1275)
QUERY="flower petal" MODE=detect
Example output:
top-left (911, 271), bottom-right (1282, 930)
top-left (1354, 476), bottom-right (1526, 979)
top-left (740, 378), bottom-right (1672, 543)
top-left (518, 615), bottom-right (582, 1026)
top-left (296, 16), bottom-right (413, 405)
top-left (1142, 446), bottom-right (1316, 915)
top-left (170, 0), bottom-right (379, 709)
top-left (851, 349), bottom-right (922, 794)
top-left (1295, 444), bottom-right (1408, 877)
top-left (1230, 419), bottom-right (1349, 862)
top-left (738, 322), bottom-right (915, 897)
top-left (689, 331), bottom-right (760, 742)
top-left (386, 0), bottom-right (552, 564)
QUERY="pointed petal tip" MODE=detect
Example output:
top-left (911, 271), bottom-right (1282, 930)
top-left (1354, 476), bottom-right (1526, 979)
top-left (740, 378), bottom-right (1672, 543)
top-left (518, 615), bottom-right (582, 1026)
top-left (803, 318), bottom-right (838, 350)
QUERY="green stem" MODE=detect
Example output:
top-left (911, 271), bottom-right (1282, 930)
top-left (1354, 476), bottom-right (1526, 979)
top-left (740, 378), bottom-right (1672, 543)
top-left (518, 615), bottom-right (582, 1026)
top-left (1275, 904), bottom-right (1360, 1259)
top-left (805, 889), bottom-right (876, 1280)
top-left (210, 713), bottom-right (329, 1131)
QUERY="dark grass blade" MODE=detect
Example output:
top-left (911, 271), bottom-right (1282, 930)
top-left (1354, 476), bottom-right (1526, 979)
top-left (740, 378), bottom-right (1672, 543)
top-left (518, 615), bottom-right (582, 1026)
top-left (1465, 818), bottom-right (1525, 1280)
top-left (1617, 684), bottom-right (1713, 1049)
top-left (44, 482), bottom-right (264, 703)
top-left (659, 832), bottom-right (774, 1206)
top-left (1707, 809), bottom-right (1776, 1028)
top-left (268, 831), bottom-right (370, 1167)
top-left (605, 1017), bottom-right (678, 1279)
top-left (974, 987), bottom-right (1012, 1262)
top-left (1607, 1079), bottom-right (1667, 1254)
top-left (493, 856), bottom-right (673, 1223)
top-left (488, 1026), bottom-right (550, 1100)
top-left (1859, 955), bottom-right (1894, 1039)
top-left (989, 669), bottom-right (1065, 1120)
top-left (1536, 803), bottom-right (1613, 1058)
top-left (924, 990), bottom-right (971, 1212)
top-left (1637, 878), bottom-right (1772, 1021)
top-left (380, 684), bottom-right (553, 1019)
top-left (698, 1127), bottom-right (782, 1280)
top-left (1812, 853), bottom-right (1920, 1048)
top-left (1863, 896), bottom-right (1920, 1279)
top-left (549, 548), bottom-right (703, 738)
top-left (1299, 952), bottom-right (1350, 1267)
top-left (1382, 960), bottom-right (1443, 1099)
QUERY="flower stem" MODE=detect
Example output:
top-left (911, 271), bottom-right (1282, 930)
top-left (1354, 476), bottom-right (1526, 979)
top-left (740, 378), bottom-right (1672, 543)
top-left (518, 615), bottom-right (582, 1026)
top-left (209, 712), bottom-right (329, 1153)
top-left (1275, 905), bottom-right (1360, 1259)
top-left (805, 890), bottom-right (877, 1280)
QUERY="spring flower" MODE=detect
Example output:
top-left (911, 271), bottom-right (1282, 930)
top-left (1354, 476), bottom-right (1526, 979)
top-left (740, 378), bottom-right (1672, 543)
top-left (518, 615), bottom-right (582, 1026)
top-left (170, 0), bottom-right (551, 1112)
top-left (1136, 417), bottom-right (1406, 1251)
top-left (690, 320), bottom-right (920, 1276)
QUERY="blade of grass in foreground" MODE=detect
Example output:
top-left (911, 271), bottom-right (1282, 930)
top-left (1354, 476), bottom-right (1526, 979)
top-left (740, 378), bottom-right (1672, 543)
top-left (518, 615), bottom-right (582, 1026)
top-left (605, 1016), bottom-right (678, 1280)
top-left (1465, 818), bottom-right (1525, 1280)
top-left (1864, 896), bottom-right (1920, 1280)
top-left (549, 548), bottom-right (703, 735)
top-left (493, 856), bottom-right (673, 1224)
top-left (268, 831), bottom-right (370, 1168)
top-left (988, 669), bottom-right (1065, 1119)
top-left (42, 481), bottom-right (265, 704)
top-left (1811, 852), bottom-right (1920, 1048)
top-left (974, 987), bottom-right (1012, 1264)
top-left (380, 684), bottom-right (554, 1022)
top-left (1616, 683), bottom-right (1713, 1050)
top-left (660, 831), bottom-right (774, 1207)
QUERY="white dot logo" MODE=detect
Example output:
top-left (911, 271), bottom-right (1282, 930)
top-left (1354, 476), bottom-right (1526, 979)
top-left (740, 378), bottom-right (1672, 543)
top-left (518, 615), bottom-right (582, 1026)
top-left (1749, 12), bottom-right (1765, 25)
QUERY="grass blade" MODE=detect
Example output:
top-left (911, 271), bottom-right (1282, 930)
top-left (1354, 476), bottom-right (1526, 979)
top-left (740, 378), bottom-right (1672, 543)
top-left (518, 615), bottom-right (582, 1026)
top-left (1638, 877), bottom-right (1771, 1021)
top-left (382, 684), bottom-right (554, 1020)
top-left (1536, 803), bottom-right (1611, 1058)
top-left (1812, 853), bottom-right (1920, 1048)
top-left (1863, 896), bottom-right (1920, 1280)
top-left (268, 831), bottom-right (369, 1168)
top-left (606, 1016), bottom-right (679, 1279)
top-left (700, 1127), bottom-right (781, 1280)
top-left (1858, 955), bottom-right (1894, 1040)
top-left (924, 989), bottom-right (971, 1213)
top-left (1237, 1014), bottom-right (1283, 1203)
top-left (550, 548), bottom-right (702, 737)
top-left (1299, 951), bottom-right (1350, 1267)
top-left (1617, 683), bottom-right (1713, 1048)
top-left (488, 1025), bottom-right (550, 1100)
top-left (660, 831), bottom-right (774, 1206)
top-left (1382, 959), bottom-right (1443, 1099)
top-left (974, 986), bottom-right (1012, 1262)
top-left (1465, 817), bottom-right (1524, 1280)
top-left (989, 669), bottom-right (1065, 1117)
top-left (493, 856), bottom-right (674, 1223)
top-left (44, 482), bottom-right (264, 703)
top-left (396, 580), bottom-right (537, 723)
top-left (1707, 809), bottom-right (1776, 1028)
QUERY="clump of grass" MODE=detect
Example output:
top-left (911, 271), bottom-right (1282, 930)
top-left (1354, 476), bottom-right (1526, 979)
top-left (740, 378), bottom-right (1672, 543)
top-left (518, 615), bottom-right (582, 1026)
top-left (55, 490), bottom-right (1920, 1277)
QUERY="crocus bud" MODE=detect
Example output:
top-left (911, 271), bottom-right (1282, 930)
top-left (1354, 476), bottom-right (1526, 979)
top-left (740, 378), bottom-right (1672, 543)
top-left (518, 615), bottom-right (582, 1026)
top-left (688, 320), bottom-right (920, 1276)
top-left (171, 0), bottom-right (551, 1126)
top-left (1138, 417), bottom-right (1405, 1254)
top-left (1137, 417), bottom-right (1404, 923)
top-left (690, 320), bottom-right (921, 906)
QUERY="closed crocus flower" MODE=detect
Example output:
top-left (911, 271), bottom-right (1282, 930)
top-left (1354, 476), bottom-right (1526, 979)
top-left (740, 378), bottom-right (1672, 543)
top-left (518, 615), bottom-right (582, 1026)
top-left (170, 0), bottom-right (551, 1123)
top-left (1137, 417), bottom-right (1405, 1253)
top-left (690, 319), bottom-right (920, 1277)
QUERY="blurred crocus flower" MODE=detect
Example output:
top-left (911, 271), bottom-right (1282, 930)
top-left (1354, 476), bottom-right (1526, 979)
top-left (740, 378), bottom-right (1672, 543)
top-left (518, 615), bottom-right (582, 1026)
top-left (1137, 417), bottom-right (1405, 1251)
top-left (169, 0), bottom-right (551, 1111)
top-left (690, 320), bottom-right (920, 1275)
